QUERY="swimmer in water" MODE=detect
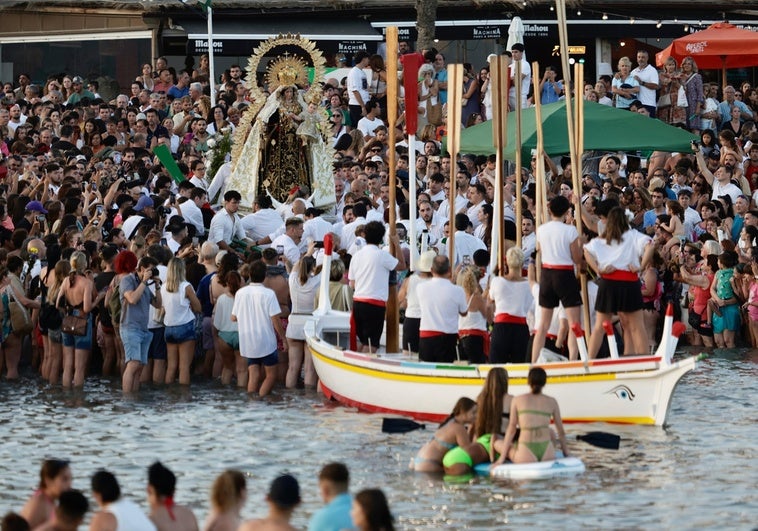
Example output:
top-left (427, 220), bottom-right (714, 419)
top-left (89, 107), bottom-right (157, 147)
top-left (20, 459), bottom-right (73, 528)
top-left (33, 489), bottom-right (88, 531)
top-left (146, 462), bottom-right (199, 531)
top-left (202, 470), bottom-right (247, 531)
top-left (411, 397), bottom-right (476, 473)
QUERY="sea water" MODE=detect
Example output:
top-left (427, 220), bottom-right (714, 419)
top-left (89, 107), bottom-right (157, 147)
top-left (0, 348), bottom-right (755, 529)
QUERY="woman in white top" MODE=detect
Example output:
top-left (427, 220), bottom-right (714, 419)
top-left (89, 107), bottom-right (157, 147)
top-left (456, 266), bottom-right (490, 364)
top-left (584, 207), bottom-right (654, 358)
top-left (286, 248), bottom-right (321, 388)
top-left (417, 63), bottom-right (439, 135)
top-left (488, 247), bottom-right (534, 363)
top-left (161, 258), bottom-right (201, 385)
top-left (398, 250), bottom-right (435, 355)
top-left (213, 270), bottom-right (242, 386)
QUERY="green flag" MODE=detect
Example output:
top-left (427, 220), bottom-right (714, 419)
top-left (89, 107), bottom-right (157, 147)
top-left (153, 144), bottom-right (186, 184)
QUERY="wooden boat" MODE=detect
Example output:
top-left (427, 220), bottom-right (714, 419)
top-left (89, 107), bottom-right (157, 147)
top-left (305, 242), bottom-right (704, 427)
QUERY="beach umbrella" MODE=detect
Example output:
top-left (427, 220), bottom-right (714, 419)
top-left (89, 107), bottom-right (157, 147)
top-left (506, 16), bottom-right (525, 55)
top-left (456, 100), bottom-right (699, 159)
top-left (655, 22), bottom-right (758, 80)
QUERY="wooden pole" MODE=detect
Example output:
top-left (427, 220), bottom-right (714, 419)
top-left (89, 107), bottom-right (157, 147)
top-left (574, 61), bottom-right (591, 335)
top-left (385, 26), bottom-right (399, 353)
top-left (488, 54), bottom-right (510, 275)
top-left (532, 61), bottom-right (545, 281)
top-left (514, 60), bottom-right (523, 249)
top-left (447, 64), bottom-right (464, 262)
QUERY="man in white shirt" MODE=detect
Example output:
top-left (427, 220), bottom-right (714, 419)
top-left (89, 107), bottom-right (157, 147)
top-left (270, 217), bottom-right (305, 269)
top-left (178, 188), bottom-right (206, 237)
top-left (425, 172), bottom-right (446, 204)
top-left (631, 50), bottom-right (660, 117)
top-left (207, 190), bottom-right (251, 257)
top-left (240, 194), bottom-right (285, 246)
top-left (232, 260), bottom-right (287, 396)
top-left (450, 213), bottom-right (486, 267)
top-left (416, 200), bottom-right (444, 244)
top-left (521, 214), bottom-right (537, 265)
top-left (416, 255), bottom-right (468, 362)
top-left (348, 221), bottom-right (406, 352)
top-left (438, 169), bottom-right (470, 219)
top-left (694, 148), bottom-right (743, 203)
top-left (509, 43), bottom-right (531, 110)
top-left (347, 51), bottom-right (371, 128)
top-left (466, 183), bottom-right (488, 229)
top-left (341, 201), bottom-right (368, 251)
top-left (356, 99), bottom-right (384, 141)
top-left (302, 207), bottom-right (333, 244)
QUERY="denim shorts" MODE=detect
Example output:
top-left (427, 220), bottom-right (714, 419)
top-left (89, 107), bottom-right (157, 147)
top-left (149, 327), bottom-right (167, 360)
top-left (164, 320), bottom-right (196, 344)
top-left (247, 350), bottom-right (279, 367)
top-left (121, 327), bottom-right (152, 365)
top-left (61, 313), bottom-right (93, 351)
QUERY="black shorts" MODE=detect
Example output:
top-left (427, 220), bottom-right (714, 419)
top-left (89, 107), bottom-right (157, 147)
top-left (490, 322), bottom-right (530, 364)
top-left (353, 301), bottom-right (386, 348)
top-left (458, 334), bottom-right (487, 364)
top-left (419, 333), bottom-right (458, 363)
top-left (595, 278), bottom-right (643, 314)
top-left (539, 268), bottom-right (582, 309)
top-left (402, 317), bottom-right (420, 352)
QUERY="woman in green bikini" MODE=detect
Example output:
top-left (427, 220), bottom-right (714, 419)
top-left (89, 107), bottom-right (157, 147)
top-left (492, 367), bottom-right (569, 465)
top-left (442, 368), bottom-right (512, 475)
top-left (411, 397), bottom-right (476, 473)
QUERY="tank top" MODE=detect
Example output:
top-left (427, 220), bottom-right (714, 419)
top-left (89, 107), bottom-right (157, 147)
top-left (161, 280), bottom-right (195, 327)
top-left (459, 308), bottom-right (487, 331)
top-left (105, 499), bottom-right (157, 531)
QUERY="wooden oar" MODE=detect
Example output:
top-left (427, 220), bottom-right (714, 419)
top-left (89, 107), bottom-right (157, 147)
top-left (447, 64), bottom-right (463, 262)
top-left (488, 54), bottom-right (510, 274)
top-left (382, 418), bottom-right (621, 450)
top-left (385, 26), bottom-right (400, 353)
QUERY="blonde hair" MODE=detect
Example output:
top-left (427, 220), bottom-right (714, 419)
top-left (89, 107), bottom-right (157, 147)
top-left (210, 469), bottom-right (246, 512)
top-left (165, 257), bottom-right (185, 293)
top-left (456, 266), bottom-right (479, 296)
top-left (618, 56), bottom-right (632, 68)
top-left (48, 259), bottom-right (71, 304)
top-left (506, 246), bottom-right (525, 269)
top-left (69, 251), bottom-right (87, 274)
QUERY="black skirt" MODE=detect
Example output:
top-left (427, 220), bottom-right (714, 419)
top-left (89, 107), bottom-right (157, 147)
top-left (595, 278), bottom-right (643, 314)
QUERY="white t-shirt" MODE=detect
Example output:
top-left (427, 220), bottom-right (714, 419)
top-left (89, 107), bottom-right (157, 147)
top-left (303, 216), bottom-right (333, 244)
top-left (347, 66), bottom-right (369, 106)
top-left (357, 115), bottom-right (384, 138)
top-left (630, 64), bottom-right (659, 107)
top-left (213, 293), bottom-right (238, 333)
top-left (161, 280), bottom-right (195, 327)
top-left (348, 244), bottom-right (398, 302)
top-left (452, 231), bottom-right (486, 267)
top-left (341, 216), bottom-right (366, 251)
top-left (509, 58), bottom-right (531, 108)
top-left (270, 233), bottom-right (301, 266)
top-left (208, 208), bottom-right (245, 245)
top-left (711, 180), bottom-right (742, 203)
top-left (536, 220), bottom-right (579, 267)
top-left (417, 277), bottom-right (468, 334)
top-left (489, 276), bottom-right (533, 317)
top-left (240, 208), bottom-right (284, 242)
top-left (403, 273), bottom-right (430, 319)
top-left (232, 283), bottom-right (281, 358)
top-left (584, 230), bottom-right (651, 272)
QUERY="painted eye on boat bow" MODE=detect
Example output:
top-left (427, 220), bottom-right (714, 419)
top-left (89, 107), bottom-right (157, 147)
top-left (606, 385), bottom-right (635, 401)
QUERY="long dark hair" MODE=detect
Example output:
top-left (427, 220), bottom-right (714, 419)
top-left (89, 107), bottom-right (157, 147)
top-left (355, 489), bottom-right (395, 531)
top-left (440, 396), bottom-right (476, 427)
top-left (480, 203), bottom-right (493, 249)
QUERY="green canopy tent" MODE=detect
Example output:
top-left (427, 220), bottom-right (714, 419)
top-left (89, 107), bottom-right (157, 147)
top-left (455, 101), bottom-right (699, 159)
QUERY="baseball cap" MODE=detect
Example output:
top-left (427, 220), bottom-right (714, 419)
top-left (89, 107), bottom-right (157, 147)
top-left (72, 76), bottom-right (84, 84)
top-left (268, 474), bottom-right (300, 508)
top-left (134, 195), bottom-right (155, 212)
top-left (371, 155), bottom-right (384, 163)
top-left (26, 200), bottom-right (48, 214)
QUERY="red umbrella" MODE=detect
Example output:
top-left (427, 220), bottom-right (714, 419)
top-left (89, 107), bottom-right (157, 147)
top-left (656, 22), bottom-right (758, 78)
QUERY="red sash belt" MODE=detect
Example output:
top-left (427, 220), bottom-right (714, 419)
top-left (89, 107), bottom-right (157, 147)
top-left (601, 270), bottom-right (638, 282)
top-left (542, 263), bottom-right (574, 271)
top-left (419, 330), bottom-right (446, 338)
top-left (459, 328), bottom-right (491, 357)
top-left (494, 313), bottom-right (528, 325)
top-left (353, 297), bottom-right (387, 307)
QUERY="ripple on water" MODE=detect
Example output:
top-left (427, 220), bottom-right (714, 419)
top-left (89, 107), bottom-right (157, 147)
top-left (0, 348), bottom-right (756, 528)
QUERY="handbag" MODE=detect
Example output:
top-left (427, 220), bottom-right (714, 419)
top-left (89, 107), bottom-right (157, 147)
top-left (61, 312), bottom-right (88, 336)
top-left (426, 99), bottom-right (443, 126)
top-left (677, 85), bottom-right (689, 108)
top-left (8, 287), bottom-right (33, 336)
top-left (657, 92), bottom-right (671, 108)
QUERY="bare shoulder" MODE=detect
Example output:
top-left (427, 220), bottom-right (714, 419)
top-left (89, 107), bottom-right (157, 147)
top-left (90, 510), bottom-right (118, 531)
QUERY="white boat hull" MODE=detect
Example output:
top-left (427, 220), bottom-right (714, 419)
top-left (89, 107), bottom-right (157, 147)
top-left (305, 311), bottom-right (703, 426)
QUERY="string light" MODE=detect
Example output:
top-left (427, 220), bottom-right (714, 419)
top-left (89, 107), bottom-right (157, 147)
top-left (549, 5), bottom-right (554, 11)
top-left (576, 10), bottom-right (581, 16)
top-left (656, 20), bottom-right (662, 28)
top-left (684, 24), bottom-right (690, 31)
top-left (602, 13), bottom-right (608, 20)
top-left (630, 17), bottom-right (635, 24)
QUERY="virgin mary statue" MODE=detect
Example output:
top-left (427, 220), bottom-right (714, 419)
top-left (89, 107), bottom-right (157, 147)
top-left (227, 35), bottom-right (335, 209)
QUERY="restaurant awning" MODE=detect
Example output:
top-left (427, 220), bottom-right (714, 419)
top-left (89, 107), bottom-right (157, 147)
top-left (178, 17), bottom-right (383, 56)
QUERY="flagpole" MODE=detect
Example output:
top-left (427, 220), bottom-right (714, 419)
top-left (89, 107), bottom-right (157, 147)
top-left (447, 64), bottom-right (463, 263)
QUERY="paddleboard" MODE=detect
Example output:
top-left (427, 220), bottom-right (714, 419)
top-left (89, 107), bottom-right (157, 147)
top-left (475, 454), bottom-right (585, 479)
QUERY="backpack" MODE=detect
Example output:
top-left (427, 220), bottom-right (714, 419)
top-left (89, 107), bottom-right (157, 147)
top-left (107, 277), bottom-right (122, 324)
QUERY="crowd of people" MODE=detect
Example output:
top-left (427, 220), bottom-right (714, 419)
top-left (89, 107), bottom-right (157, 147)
top-left (0, 39), bottom-right (757, 391)
top-left (3, 460), bottom-right (394, 531)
